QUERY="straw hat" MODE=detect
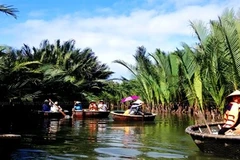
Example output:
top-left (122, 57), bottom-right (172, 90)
top-left (133, 99), bottom-right (144, 104)
top-left (227, 90), bottom-right (240, 98)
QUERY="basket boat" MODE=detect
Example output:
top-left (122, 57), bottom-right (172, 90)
top-left (185, 122), bottom-right (240, 158)
top-left (111, 111), bottom-right (156, 121)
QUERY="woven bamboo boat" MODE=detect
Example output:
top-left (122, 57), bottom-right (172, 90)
top-left (111, 111), bottom-right (156, 121)
top-left (185, 122), bottom-right (240, 158)
top-left (36, 110), bottom-right (69, 119)
top-left (72, 110), bottom-right (110, 119)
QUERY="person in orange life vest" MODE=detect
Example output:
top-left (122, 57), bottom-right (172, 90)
top-left (89, 100), bottom-right (98, 111)
top-left (218, 90), bottom-right (240, 135)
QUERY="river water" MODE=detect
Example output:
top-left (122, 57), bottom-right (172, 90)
top-left (8, 113), bottom-right (229, 160)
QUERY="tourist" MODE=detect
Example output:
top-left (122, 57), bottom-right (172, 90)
top-left (73, 101), bottom-right (82, 111)
top-left (89, 100), bottom-right (98, 111)
top-left (42, 99), bottom-right (50, 111)
top-left (50, 101), bottom-right (62, 112)
top-left (97, 100), bottom-right (108, 111)
top-left (129, 99), bottom-right (144, 115)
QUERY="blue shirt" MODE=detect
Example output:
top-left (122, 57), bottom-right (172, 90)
top-left (74, 104), bottom-right (82, 110)
top-left (42, 104), bottom-right (50, 111)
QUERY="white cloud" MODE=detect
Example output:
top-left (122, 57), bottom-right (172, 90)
top-left (1, 0), bottom-right (240, 79)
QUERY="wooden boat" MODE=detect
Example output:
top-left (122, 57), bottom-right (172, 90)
top-left (36, 110), bottom-right (69, 119)
top-left (72, 109), bottom-right (110, 119)
top-left (72, 110), bottom-right (83, 118)
top-left (111, 111), bottom-right (156, 121)
top-left (185, 122), bottom-right (240, 158)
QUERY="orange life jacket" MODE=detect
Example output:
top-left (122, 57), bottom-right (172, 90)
top-left (223, 102), bottom-right (240, 128)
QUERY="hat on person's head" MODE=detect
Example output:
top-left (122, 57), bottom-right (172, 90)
top-left (44, 99), bottom-right (49, 103)
top-left (227, 90), bottom-right (240, 98)
top-left (54, 101), bottom-right (58, 105)
top-left (76, 101), bottom-right (81, 104)
top-left (99, 100), bottom-right (104, 102)
top-left (133, 99), bottom-right (144, 105)
top-left (90, 100), bottom-right (96, 103)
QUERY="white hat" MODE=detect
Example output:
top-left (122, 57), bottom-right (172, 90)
top-left (54, 101), bottom-right (58, 105)
top-left (133, 99), bottom-right (144, 104)
top-left (227, 90), bottom-right (240, 97)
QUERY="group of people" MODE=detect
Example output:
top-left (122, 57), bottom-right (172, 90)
top-left (88, 100), bottom-right (108, 111)
top-left (72, 100), bottom-right (108, 111)
top-left (42, 99), bottom-right (62, 112)
top-left (43, 99), bottom-right (109, 112)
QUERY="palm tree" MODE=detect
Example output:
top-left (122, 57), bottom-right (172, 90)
top-left (0, 4), bottom-right (18, 19)
top-left (0, 49), bottom-right (41, 102)
top-left (31, 39), bottom-right (113, 101)
top-left (188, 8), bottom-right (240, 110)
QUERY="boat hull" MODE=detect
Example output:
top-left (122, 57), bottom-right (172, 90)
top-left (111, 111), bottom-right (156, 121)
top-left (37, 111), bottom-right (68, 119)
top-left (185, 122), bottom-right (240, 158)
top-left (72, 110), bottom-right (110, 119)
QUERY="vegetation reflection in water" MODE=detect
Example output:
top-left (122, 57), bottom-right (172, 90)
top-left (11, 114), bottom-right (227, 160)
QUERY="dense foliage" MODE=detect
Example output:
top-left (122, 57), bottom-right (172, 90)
top-left (1, 5), bottom-right (240, 112)
top-left (114, 9), bottom-right (240, 112)
top-left (0, 40), bottom-right (113, 107)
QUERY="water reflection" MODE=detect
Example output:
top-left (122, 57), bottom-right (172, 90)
top-left (19, 118), bottom-right (68, 148)
top-left (44, 118), bottom-right (61, 140)
top-left (9, 114), bottom-right (228, 160)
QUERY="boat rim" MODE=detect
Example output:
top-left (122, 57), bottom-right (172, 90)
top-left (110, 111), bottom-right (156, 117)
top-left (185, 122), bottom-right (240, 139)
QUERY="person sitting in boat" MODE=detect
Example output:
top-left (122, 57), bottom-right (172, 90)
top-left (73, 101), bottom-right (82, 111)
top-left (123, 102), bottom-right (132, 115)
top-left (98, 100), bottom-right (108, 111)
top-left (129, 99), bottom-right (144, 115)
top-left (42, 99), bottom-right (50, 111)
top-left (218, 90), bottom-right (240, 135)
top-left (89, 100), bottom-right (98, 111)
top-left (50, 101), bottom-right (62, 112)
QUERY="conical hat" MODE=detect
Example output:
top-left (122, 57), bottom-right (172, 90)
top-left (227, 90), bottom-right (240, 97)
top-left (133, 99), bottom-right (144, 104)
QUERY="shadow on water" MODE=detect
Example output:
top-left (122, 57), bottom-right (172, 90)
top-left (1, 113), bottom-right (231, 160)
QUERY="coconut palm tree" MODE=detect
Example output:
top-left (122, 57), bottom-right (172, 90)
top-left (188, 8), bottom-right (240, 110)
top-left (0, 4), bottom-right (18, 19)
top-left (0, 48), bottom-right (41, 102)
top-left (113, 46), bottom-right (155, 106)
top-left (31, 39), bottom-right (113, 101)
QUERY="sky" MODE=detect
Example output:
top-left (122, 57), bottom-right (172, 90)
top-left (0, 0), bottom-right (240, 79)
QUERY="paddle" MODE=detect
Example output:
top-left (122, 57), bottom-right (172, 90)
top-left (138, 104), bottom-right (144, 121)
top-left (49, 99), bottom-right (66, 117)
top-left (140, 111), bottom-right (144, 121)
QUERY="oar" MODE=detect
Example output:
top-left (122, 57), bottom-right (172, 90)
top-left (141, 111), bottom-right (144, 121)
top-left (49, 99), bottom-right (66, 117)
